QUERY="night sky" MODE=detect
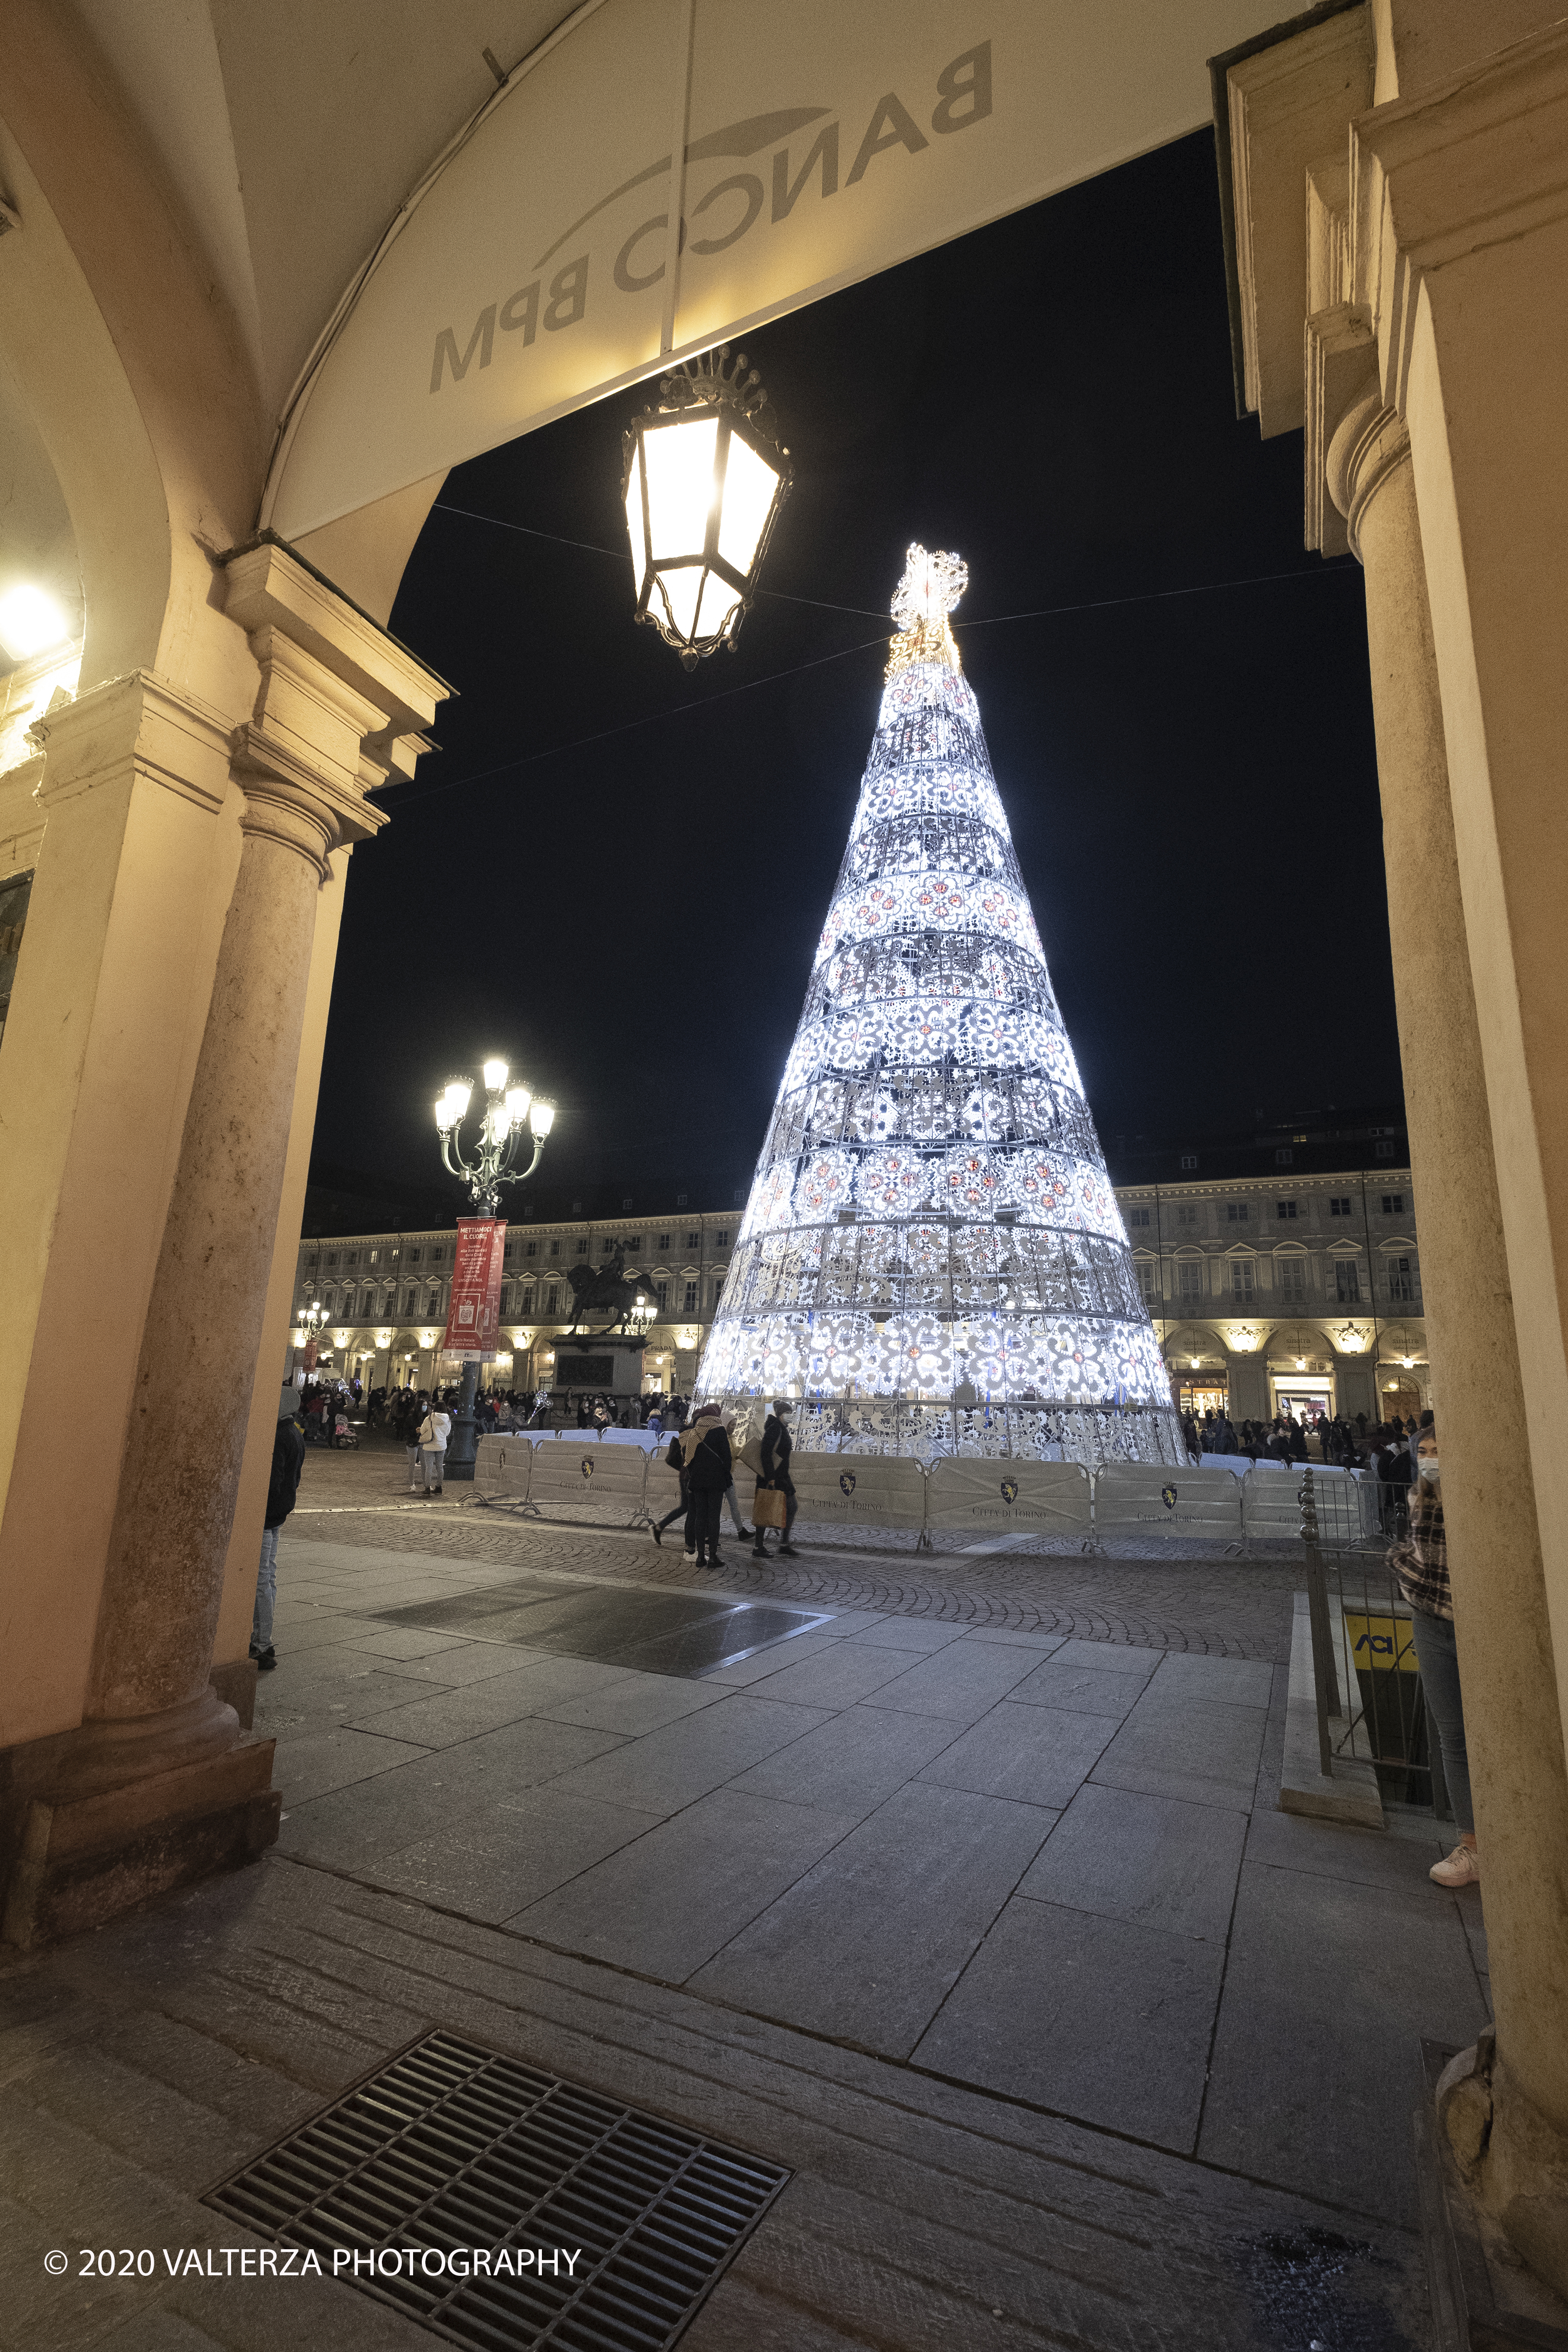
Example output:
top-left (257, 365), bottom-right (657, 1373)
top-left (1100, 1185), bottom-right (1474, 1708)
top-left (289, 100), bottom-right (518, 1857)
top-left (312, 127), bottom-right (1400, 1208)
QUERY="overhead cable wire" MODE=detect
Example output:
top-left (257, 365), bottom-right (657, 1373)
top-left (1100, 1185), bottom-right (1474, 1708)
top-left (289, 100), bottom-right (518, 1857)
top-left (377, 629), bottom-right (893, 809)
top-left (389, 522), bottom-right (1360, 813)
top-left (430, 500), bottom-right (889, 618)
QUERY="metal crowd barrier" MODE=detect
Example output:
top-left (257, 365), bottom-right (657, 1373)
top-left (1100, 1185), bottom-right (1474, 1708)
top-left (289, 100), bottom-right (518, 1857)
top-left (472, 1435), bottom-right (1375, 1555)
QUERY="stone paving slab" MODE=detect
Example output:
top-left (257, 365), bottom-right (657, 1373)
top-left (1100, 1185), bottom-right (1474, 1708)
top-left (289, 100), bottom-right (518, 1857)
top-left (1089, 1689), bottom-right (1270, 1813)
top-left (912, 1892), bottom-right (1228, 2149)
top-left (724, 1635), bottom-right (932, 1710)
top-left (270, 1723), bottom-right (431, 1806)
top-left (914, 1700), bottom-right (1121, 1809)
top-left (1019, 1779), bottom-right (1249, 1941)
top-left (856, 1640), bottom-right (1043, 1722)
top-left (726, 1703), bottom-right (964, 1821)
top-left (1198, 1854), bottom-right (1491, 2226)
top-left (1006, 1653), bottom-right (1154, 1717)
top-left (512, 1786), bottom-right (858, 1977)
top-left (370, 1788), bottom-right (665, 1921)
top-left (530, 1666), bottom-right (730, 1736)
top-left (688, 1781), bottom-right (1057, 2055)
top-left (541, 1691), bottom-right (834, 1818)
top-left (276, 1715), bottom-right (630, 1863)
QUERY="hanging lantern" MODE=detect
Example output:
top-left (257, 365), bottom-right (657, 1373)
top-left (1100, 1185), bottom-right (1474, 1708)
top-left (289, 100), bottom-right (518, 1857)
top-left (622, 346), bottom-right (792, 670)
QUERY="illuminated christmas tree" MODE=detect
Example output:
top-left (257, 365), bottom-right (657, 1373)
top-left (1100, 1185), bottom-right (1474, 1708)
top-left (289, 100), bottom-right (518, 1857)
top-left (699, 544), bottom-right (1181, 1463)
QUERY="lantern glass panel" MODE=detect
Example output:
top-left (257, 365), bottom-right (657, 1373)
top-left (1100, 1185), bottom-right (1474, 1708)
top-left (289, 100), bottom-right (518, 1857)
top-left (658, 565), bottom-right (705, 645)
top-left (716, 432), bottom-right (780, 577)
top-left (645, 414), bottom-right (718, 561)
top-left (694, 571), bottom-right (743, 645)
top-left (623, 440), bottom-right (646, 579)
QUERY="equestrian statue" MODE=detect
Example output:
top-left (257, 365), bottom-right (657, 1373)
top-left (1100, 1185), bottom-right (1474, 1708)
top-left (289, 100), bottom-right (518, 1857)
top-left (562, 1244), bottom-right (652, 1338)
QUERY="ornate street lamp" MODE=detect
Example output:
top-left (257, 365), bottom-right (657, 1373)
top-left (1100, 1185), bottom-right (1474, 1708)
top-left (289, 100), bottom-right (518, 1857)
top-left (435, 1057), bottom-right (555, 1216)
top-left (433, 1057), bottom-right (555, 1479)
top-left (622, 346), bottom-right (792, 670)
top-left (292, 1298), bottom-right (325, 1385)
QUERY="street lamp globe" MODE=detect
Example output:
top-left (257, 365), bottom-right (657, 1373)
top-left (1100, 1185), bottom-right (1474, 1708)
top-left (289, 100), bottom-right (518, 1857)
top-left (622, 346), bottom-right (792, 671)
top-left (432, 1056), bottom-right (556, 1482)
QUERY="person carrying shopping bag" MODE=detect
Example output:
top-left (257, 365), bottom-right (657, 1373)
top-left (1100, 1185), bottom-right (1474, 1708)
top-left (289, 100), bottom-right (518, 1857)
top-left (752, 1399), bottom-right (800, 1558)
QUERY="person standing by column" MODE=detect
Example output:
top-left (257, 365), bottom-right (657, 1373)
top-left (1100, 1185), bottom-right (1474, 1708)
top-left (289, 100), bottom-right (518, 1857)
top-left (418, 1396), bottom-right (451, 1495)
top-left (753, 1399), bottom-right (799, 1560)
top-left (251, 1387), bottom-right (305, 1675)
top-left (1389, 1423), bottom-right (1479, 1886)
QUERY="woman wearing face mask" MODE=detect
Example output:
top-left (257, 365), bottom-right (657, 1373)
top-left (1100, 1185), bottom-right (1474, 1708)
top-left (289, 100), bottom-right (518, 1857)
top-left (1389, 1424), bottom-right (1479, 1886)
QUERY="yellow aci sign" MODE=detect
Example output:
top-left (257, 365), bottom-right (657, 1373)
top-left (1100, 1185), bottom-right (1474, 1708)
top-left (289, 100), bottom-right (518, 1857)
top-left (1343, 1613), bottom-right (1419, 1674)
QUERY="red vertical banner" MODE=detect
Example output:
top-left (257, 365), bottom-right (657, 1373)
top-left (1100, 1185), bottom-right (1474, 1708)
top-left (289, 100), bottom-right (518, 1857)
top-left (441, 1217), bottom-right (508, 1360)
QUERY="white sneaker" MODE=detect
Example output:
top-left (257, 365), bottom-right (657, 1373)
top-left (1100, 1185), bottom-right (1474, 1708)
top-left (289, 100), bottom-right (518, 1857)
top-left (1431, 1842), bottom-right (1481, 1887)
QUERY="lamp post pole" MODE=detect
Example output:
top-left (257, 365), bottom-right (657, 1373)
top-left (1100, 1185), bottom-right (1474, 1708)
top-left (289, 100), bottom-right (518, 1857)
top-left (433, 1060), bottom-right (555, 1482)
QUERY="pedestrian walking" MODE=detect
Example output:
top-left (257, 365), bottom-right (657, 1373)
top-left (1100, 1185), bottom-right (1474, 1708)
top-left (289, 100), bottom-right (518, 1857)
top-left (1388, 1422), bottom-right (1479, 1886)
top-left (251, 1386), bottom-right (305, 1674)
top-left (418, 1398), bottom-right (451, 1492)
top-left (753, 1399), bottom-right (799, 1558)
top-left (649, 1427), bottom-right (691, 1549)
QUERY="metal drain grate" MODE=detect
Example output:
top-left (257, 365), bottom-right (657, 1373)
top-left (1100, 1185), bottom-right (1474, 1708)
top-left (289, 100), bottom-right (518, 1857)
top-left (204, 2029), bottom-right (789, 2349)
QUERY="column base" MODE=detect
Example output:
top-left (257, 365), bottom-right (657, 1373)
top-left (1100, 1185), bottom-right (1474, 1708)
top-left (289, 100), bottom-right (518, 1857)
top-left (0, 1692), bottom-right (279, 1951)
top-left (210, 1657), bottom-right (259, 1729)
top-left (1421, 2036), bottom-right (1568, 2338)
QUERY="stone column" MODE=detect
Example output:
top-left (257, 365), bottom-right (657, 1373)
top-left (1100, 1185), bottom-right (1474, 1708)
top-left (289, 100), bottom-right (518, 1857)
top-left (86, 646), bottom-right (382, 1727)
top-left (1327, 394), bottom-right (1568, 2288)
top-left (2, 542), bottom-right (444, 1947)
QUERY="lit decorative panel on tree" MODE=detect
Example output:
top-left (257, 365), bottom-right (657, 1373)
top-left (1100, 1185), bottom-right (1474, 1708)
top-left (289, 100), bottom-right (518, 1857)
top-left (698, 545), bottom-right (1180, 1464)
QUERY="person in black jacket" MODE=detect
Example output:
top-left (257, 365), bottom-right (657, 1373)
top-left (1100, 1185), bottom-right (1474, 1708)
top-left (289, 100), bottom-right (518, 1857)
top-left (753, 1399), bottom-right (799, 1558)
top-left (683, 1404), bottom-right (732, 1568)
top-left (252, 1386), bottom-right (305, 1672)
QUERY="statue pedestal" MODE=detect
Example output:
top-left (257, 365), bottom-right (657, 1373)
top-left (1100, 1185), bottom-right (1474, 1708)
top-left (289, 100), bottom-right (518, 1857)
top-left (553, 1339), bottom-right (646, 1407)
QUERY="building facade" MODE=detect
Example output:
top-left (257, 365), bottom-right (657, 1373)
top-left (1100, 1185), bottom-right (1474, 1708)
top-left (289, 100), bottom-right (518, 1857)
top-left (297, 1161), bottom-right (1427, 1425)
top-left (292, 1209), bottom-right (740, 1401)
top-left (1125, 1164), bottom-right (1425, 1427)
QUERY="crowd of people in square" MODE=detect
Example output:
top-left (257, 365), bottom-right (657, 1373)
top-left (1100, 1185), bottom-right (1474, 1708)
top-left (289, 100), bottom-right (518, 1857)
top-left (1181, 1401), bottom-right (1433, 1527)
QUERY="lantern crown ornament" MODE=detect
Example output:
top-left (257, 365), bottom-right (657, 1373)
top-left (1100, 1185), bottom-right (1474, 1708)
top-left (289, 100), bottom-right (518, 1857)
top-left (622, 344), bottom-right (792, 671)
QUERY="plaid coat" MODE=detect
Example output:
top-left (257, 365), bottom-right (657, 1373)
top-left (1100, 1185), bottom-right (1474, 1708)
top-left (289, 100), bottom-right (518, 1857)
top-left (1388, 1488), bottom-right (1449, 1620)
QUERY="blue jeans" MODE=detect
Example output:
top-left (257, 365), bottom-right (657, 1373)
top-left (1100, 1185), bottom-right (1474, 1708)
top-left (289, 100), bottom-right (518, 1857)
top-left (1413, 1609), bottom-right (1474, 1835)
top-left (252, 1524), bottom-right (278, 1657)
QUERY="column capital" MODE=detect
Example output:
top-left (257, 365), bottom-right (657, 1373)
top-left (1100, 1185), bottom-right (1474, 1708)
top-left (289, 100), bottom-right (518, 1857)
top-left (1351, 17), bottom-right (1568, 413)
top-left (1305, 302), bottom-right (1377, 557)
top-left (220, 536), bottom-right (447, 877)
top-left (1326, 392), bottom-right (1411, 560)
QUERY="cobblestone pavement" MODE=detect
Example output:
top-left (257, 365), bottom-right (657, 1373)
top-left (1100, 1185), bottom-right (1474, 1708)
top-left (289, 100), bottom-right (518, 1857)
top-left (292, 1443), bottom-right (1298, 1658)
